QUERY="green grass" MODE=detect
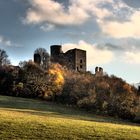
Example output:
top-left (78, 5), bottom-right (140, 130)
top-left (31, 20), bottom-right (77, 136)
top-left (0, 95), bottom-right (140, 140)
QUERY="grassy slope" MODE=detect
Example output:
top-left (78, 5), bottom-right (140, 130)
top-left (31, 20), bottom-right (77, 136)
top-left (0, 95), bottom-right (140, 140)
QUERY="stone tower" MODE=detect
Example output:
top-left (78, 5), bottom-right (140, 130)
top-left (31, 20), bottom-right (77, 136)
top-left (34, 53), bottom-right (41, 65)
top-left (51, 45), bottom-right (62, 59)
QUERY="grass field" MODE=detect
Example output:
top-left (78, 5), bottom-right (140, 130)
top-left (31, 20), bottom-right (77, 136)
top-left (0, 95), bottom-right (140, 140)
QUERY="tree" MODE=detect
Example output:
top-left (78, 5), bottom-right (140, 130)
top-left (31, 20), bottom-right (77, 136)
top-left (0, 49), bottom-right (10, 66)
top-left (0, 67), bottom-right (13, 94)
top-left (34, 48), bottom-right (50, 69)
top-left (19, 61), bottom-right (28, 68)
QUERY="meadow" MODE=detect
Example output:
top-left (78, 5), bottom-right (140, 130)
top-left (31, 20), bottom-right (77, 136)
top-left (0, 95), bottom-right (140, 140)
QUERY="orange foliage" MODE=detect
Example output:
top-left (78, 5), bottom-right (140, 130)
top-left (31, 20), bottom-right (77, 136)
top-left (48, 63), bottom-right (64, 86)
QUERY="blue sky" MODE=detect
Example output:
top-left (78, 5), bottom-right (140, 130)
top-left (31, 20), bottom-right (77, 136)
top-left (0, 0), bottom-right (140, 84)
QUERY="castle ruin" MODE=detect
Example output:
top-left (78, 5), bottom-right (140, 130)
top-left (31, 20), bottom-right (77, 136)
top-left (34, 45), bottom-right (104, 74)
top-left (50, 45), bottom-right (86, 72)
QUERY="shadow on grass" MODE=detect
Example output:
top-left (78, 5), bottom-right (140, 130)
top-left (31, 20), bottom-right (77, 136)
top-left (0, 95), bottom-right (140, 127)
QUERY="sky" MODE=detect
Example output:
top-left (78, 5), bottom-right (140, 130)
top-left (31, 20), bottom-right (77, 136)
top-left (0, 0), bottom-right (140, 84)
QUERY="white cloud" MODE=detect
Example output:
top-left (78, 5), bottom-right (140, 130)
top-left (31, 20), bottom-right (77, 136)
top-left (40, 23), bottom-right (55, 31)
top-left (24, 0), bottom-right (89, 25)
top-left (98, 11), bottom-right (140, 38)
top-left (0, 35), bottom-right (21, 47)
top-left (0, 36), bottom-right (12, 47)
top-left (24, 0), bottom-right (140, 39)
top-left (123, 51), bottom-right (140, 64)
top-left (24, 0), bottom-right (113, 26)
top-left (63, 40), bottom-right (114, 66)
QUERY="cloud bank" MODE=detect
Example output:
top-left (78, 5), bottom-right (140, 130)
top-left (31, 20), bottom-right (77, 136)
top-left (0, 36), bottom-right (13, 47)
top-left (0, 35), bottom-right (21, 48)
top-left (98, 11), bottom-right (140, 38)
top-left (24, 0), bottom-right (112, 26)
top-left (123, 51), bottom-right (140, 64)
top-left (63, 40), bottom-right (140, 65)
top-left (63, 40), bottom-right (114, 66)
top-left (24, 0), bottom-right (140, 39)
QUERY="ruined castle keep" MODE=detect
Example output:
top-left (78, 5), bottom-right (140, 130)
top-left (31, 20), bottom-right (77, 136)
top-left (50, 45), bottom-right (86, 72)
top-left (34, 45), bottom-right (104, 74)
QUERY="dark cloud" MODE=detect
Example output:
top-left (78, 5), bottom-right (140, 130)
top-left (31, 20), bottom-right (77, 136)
top-left (105, 43), bottom-right (125, 50)
top-left (123, 0), bottom-right (140, 8)
top-left (124, 38), bottom-right (140, 50)
top-left (97, 38), bottom-right (140, 51)
top-left (97, 43), bottom-right (124, 51)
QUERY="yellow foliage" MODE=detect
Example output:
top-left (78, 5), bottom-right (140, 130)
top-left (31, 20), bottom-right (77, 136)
top-left (48, 63), bottom-right (64, 86)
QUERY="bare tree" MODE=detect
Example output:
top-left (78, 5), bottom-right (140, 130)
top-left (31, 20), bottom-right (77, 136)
top-left (19, 61), bottom-right (28, 68)
top-left (0, 49), bottom-right (10, 66)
